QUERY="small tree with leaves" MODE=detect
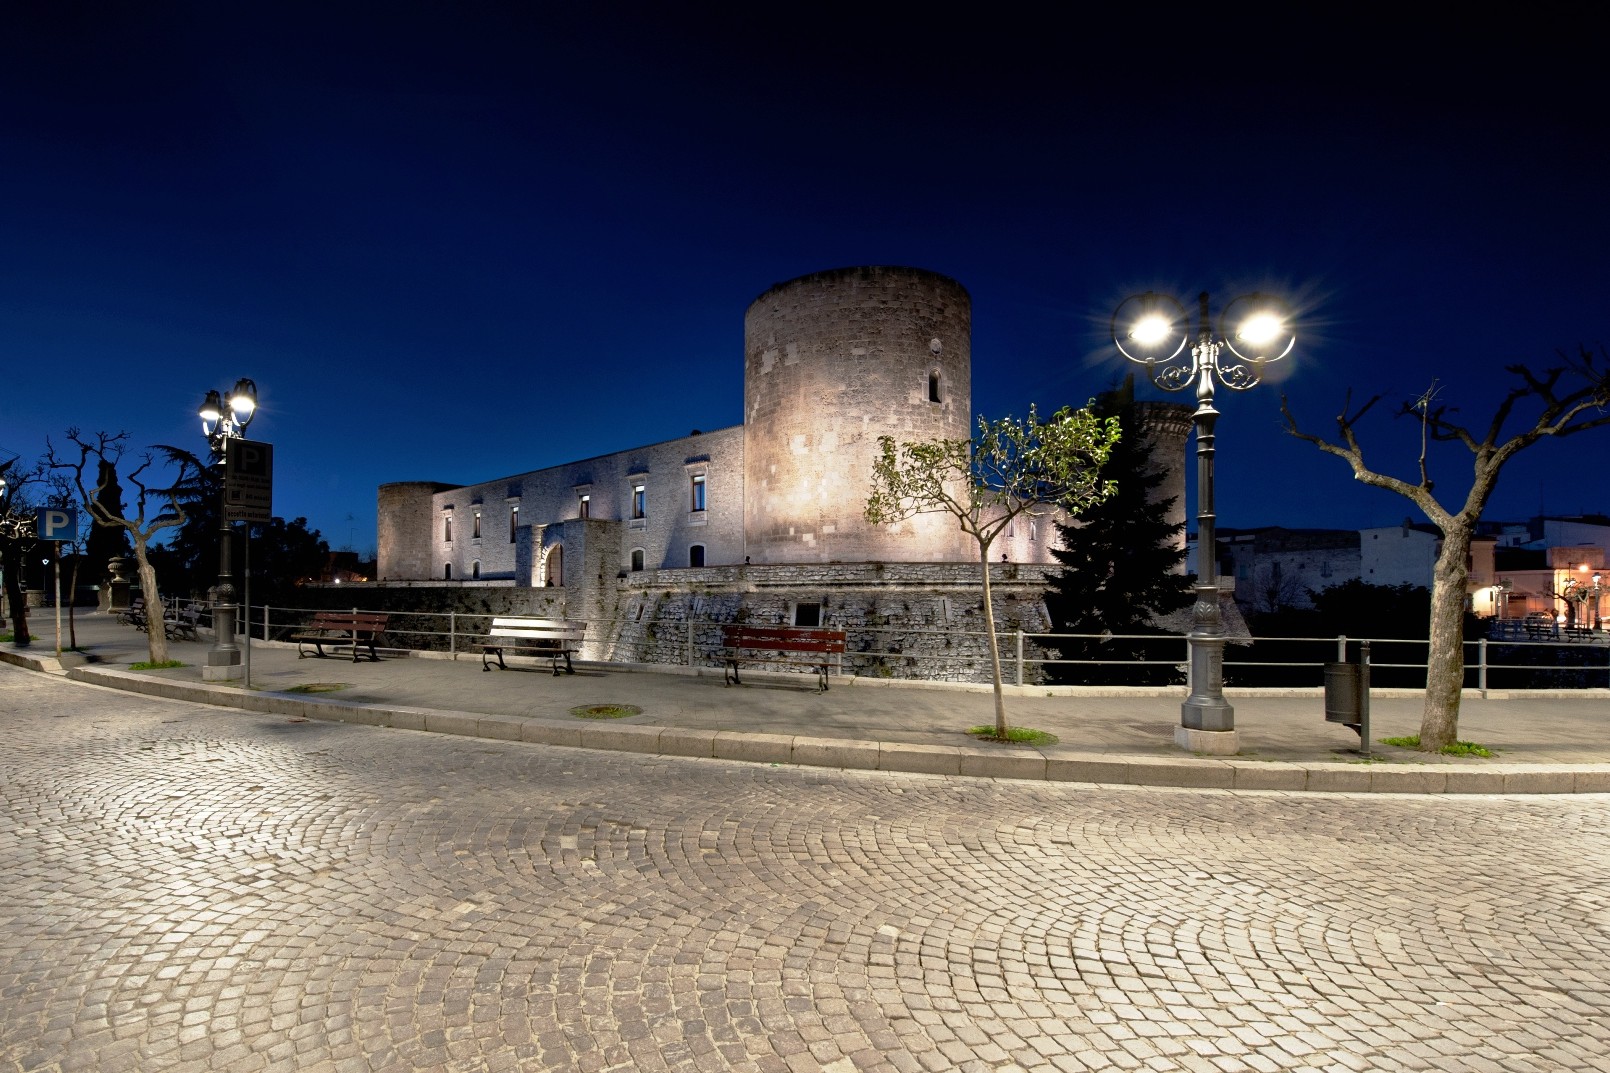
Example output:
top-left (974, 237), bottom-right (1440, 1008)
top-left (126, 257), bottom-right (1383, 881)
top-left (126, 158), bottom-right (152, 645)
top-left (1283, 347), bottom-right (1610, 752)
top-left (866, 404), bottom-right (1119, 736)
top-left (47, 430), bottom-right (201, 664)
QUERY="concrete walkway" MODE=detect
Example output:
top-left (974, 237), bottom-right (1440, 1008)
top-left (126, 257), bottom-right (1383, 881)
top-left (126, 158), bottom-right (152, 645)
top-left (5, 610), bottom-right (1608, 793)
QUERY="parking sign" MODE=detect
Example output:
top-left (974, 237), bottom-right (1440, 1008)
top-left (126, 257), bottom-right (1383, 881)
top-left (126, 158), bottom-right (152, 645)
top-left (36, 507), bottom-right (78, 542)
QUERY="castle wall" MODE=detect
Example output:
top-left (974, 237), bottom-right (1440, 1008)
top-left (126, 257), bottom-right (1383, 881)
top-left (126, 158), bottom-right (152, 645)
top-left (426, 425), bottom-right (745, 584)
top-left (378, 481), bottom-right (460, 580)
top-left (601, 562), bottom-right (1061, 684)
top-left (744, 266), bottom-right (973, 564)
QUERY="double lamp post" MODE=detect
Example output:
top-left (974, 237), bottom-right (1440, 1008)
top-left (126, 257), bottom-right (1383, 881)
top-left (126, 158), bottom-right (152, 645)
top-left (199, 377), bottom-right (257, 681)
top-left (1112, 291), bottom-right (1295, 753)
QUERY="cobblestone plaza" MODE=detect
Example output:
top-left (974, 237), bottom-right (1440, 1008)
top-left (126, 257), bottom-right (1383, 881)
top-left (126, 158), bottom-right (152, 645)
top-left (2, 666), bottom-right (1607, 1072)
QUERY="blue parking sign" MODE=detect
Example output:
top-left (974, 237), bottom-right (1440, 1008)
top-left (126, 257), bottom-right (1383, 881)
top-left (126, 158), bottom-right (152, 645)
top-left (36, 507), bottom-right (78, 542)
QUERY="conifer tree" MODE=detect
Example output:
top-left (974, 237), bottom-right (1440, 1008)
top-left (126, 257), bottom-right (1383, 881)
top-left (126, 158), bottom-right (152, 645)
top-left (1045, 377), bottom-right (1193, 685)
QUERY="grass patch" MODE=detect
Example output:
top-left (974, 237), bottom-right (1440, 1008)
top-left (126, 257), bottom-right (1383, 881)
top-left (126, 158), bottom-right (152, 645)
top-left (1380, 734), bottom-right (1495, 758)
top-left (130, 659), bottom-right (183, 670)
top-left (285, 683), bottom-right (350, 694)
top-left (570, 704), bottom-right (642, 720)
top-left (967, 725), bottom-right (1060, 746)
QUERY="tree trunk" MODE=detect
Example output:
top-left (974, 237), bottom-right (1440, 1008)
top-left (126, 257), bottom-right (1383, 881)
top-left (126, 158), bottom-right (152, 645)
top-left (2, 542), bottom-right (29, 646)
top-left (1420, 525), bottom-right (1473, 752)
top-left (978, 542), bottom-right (1008, 735)
top-left (133, 540), bottom-right (169, 665)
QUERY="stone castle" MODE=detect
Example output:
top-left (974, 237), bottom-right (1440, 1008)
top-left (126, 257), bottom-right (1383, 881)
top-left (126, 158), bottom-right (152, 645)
top-left (376, 266), bottom-right (1189, 681)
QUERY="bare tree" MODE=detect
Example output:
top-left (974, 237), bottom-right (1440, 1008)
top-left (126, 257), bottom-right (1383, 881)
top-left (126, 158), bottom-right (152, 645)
top-left (47, 430), bottom-right (200, 665)
top-left (1283, 348), bottom-right (1610, 751)
top-left (0, 457), bottom-right (42, 646)
top-left (866, 405), bottom-right (1119, 736)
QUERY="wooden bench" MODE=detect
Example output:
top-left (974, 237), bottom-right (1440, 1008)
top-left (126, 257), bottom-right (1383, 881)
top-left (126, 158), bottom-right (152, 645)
top-left (118, 597), bottom-right (147, 629)
top-left (290, 611), bottom-right (390, 662)
top-left (478, 617), bottom-right (587, 675)
top-left (164, 603), bottom-right (204, 642)
top-left (718, 624), bottom-right (847, 692)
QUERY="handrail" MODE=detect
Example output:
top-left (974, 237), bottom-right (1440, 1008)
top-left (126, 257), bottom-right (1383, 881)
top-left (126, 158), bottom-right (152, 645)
top-left (226, 602), bottom-right (1610, 690)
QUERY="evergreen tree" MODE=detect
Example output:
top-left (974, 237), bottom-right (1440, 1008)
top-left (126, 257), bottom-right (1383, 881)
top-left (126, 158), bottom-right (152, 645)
top-left (1044, 377), bottom-right (1194, 685)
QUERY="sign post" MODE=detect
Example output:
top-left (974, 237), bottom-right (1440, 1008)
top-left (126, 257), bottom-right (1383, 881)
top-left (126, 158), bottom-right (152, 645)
top-left (225, 441), bottom-right (272, 687)
top-left (36, 508), bottom-right (78, 658)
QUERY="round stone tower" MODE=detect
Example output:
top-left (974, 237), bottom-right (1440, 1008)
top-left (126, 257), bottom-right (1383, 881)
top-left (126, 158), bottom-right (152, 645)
top-left (376, 481), bottom-right (458, 580)
top-left (743, 266), bottom-right (972, 563)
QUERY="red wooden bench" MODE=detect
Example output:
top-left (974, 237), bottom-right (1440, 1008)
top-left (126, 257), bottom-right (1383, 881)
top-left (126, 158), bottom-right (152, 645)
top-left (290, 611), bottom-right (390, 662)
top-left (718, 624), bottom-right (847, 692)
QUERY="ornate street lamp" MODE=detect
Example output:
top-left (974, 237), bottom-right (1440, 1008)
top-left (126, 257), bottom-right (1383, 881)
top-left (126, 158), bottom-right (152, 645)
top-left (1112, 291), bottom-right (1294, 751)
top-left (199, 377), bottom-right (257, 680)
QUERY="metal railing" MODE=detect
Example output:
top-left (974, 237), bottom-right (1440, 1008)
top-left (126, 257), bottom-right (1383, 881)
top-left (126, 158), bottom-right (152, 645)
top-left (196, 603), bottom-right (1610, 691)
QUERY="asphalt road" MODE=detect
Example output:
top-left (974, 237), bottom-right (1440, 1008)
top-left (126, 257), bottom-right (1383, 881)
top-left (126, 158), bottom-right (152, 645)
top-left (3, 666), bottom-right (1608, 1073)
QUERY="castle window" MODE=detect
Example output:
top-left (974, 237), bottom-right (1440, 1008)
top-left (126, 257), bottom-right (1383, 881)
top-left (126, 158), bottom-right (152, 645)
top-left (690, 474), bottom-right (706, 512)
top-left (472, 511), bottom-right (482, 539)
top-left (689, 544), bottom-right (705, 568)
top-left (1029, 520), bottom-right (1038, 542)
top-left (632, 485), bottom-right (646, 519)
top-left (471, 560), bottom-right (481, 580)
top-left (929, 370), bottom-right (943, 403)
top-left (578, 494), bottom-right (590, 519)
top-left (793, 602), bottom-right (822, 628)
top-left (444, 563), bottom-right (452, 580)
top-left (509, 505), bottom-right (519, 543)
top-left (443, 515), bottom-right (452, 543)
top-left (631, 548), bottom-right (645, 572)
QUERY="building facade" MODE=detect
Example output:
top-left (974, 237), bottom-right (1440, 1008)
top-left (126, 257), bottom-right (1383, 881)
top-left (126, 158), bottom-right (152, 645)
top-left (374, 266), bottom-right (1192, 679)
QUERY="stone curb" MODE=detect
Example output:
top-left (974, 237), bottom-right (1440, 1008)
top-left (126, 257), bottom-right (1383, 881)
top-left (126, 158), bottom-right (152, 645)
top-left (53, 664), bottom-right (1610, 795)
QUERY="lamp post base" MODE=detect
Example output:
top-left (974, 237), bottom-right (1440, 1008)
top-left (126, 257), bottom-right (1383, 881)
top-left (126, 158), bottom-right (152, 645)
top-left (1175, 725), bottom-right (1239, 756)
top-left (203, 661), bottom-right (243, 682)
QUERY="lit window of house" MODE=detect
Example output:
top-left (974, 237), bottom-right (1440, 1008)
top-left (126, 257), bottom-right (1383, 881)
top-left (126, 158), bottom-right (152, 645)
top-left (578, 494), bottom-right (590, 519)
top-left (691, 474), bottom-right (706, 512)
top-left (632, 485), bottom-right (646, 519)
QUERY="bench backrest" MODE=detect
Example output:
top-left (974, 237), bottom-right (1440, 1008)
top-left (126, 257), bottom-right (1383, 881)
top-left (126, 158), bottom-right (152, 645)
top-left (722, 624), bottom-right (846, 654)
top-left (488, 617), bottom-right (586, 642)
top-left (307, 611), bottom-right (389, 633)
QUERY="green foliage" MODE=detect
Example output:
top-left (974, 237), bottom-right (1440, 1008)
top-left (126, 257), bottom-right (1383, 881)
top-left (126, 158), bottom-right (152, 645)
top-left (865, 404), bottom-right (1120, 544)
top-left (148, 460), bottom-right (331, 603)
top-left (1380, 734), bottom-right (1495, 757)
top-left (967, 725), bottom-right (1060, 745)
top-left (866, 403), bottom-right (1118, 735)
top-left (570, 704), bottom-right (642, 719)
top-left (1044, 378), bottom-right (1194, 685)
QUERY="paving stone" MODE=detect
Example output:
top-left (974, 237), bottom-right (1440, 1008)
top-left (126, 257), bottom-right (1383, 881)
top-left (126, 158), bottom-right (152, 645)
top-left (7, 641), bottom-right (1610, 1073)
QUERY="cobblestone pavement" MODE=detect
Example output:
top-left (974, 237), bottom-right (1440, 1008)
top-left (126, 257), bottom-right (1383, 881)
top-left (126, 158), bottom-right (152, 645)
top-left (3, 668), bottom-right (1609, 1073)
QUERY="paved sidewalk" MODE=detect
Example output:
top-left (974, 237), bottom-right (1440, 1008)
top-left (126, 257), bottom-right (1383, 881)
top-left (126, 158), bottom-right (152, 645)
top-left (5, 610), bottom-right (1609, 793)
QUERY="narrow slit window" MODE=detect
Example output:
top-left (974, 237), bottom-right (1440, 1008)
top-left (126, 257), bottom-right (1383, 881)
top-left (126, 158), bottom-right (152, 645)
top-left (509, 505), bottom-right (519, 543)
top-left (928, 371), bottom-right (942, 403)
top-left (690, 474), bottom-right (706, 512)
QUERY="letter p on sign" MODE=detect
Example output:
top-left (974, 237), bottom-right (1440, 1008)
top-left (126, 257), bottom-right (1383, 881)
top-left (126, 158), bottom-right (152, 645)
top-left (37, 507), bottom-right (79, 542)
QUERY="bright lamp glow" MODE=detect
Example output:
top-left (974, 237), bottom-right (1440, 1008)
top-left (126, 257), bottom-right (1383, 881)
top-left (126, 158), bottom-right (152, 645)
top-left (199, 390), bottom-right (223, 423)
top-left (1130, 314), bottom-right (1174, 346)
top-left (1236, 312), bottom-right (1285, 346)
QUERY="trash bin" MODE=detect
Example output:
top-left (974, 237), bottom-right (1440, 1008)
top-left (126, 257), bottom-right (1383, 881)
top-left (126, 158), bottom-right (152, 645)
top-left (1324, 661), bottom-right (1361, 726)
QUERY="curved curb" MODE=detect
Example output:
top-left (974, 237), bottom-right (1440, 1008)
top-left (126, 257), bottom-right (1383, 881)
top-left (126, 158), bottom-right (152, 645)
top-left (61, 665), bottom-right (1610, 795)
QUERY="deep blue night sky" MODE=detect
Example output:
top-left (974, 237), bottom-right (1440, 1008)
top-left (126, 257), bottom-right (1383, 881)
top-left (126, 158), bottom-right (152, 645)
top-left (3, 7), bottom-right (1605, 555)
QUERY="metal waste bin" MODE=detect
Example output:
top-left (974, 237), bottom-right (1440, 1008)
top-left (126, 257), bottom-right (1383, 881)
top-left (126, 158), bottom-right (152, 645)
top-left (1323, 640), bottom-right (1370, 756)
top-left (1324, 662), bottom-right (1361, 725)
